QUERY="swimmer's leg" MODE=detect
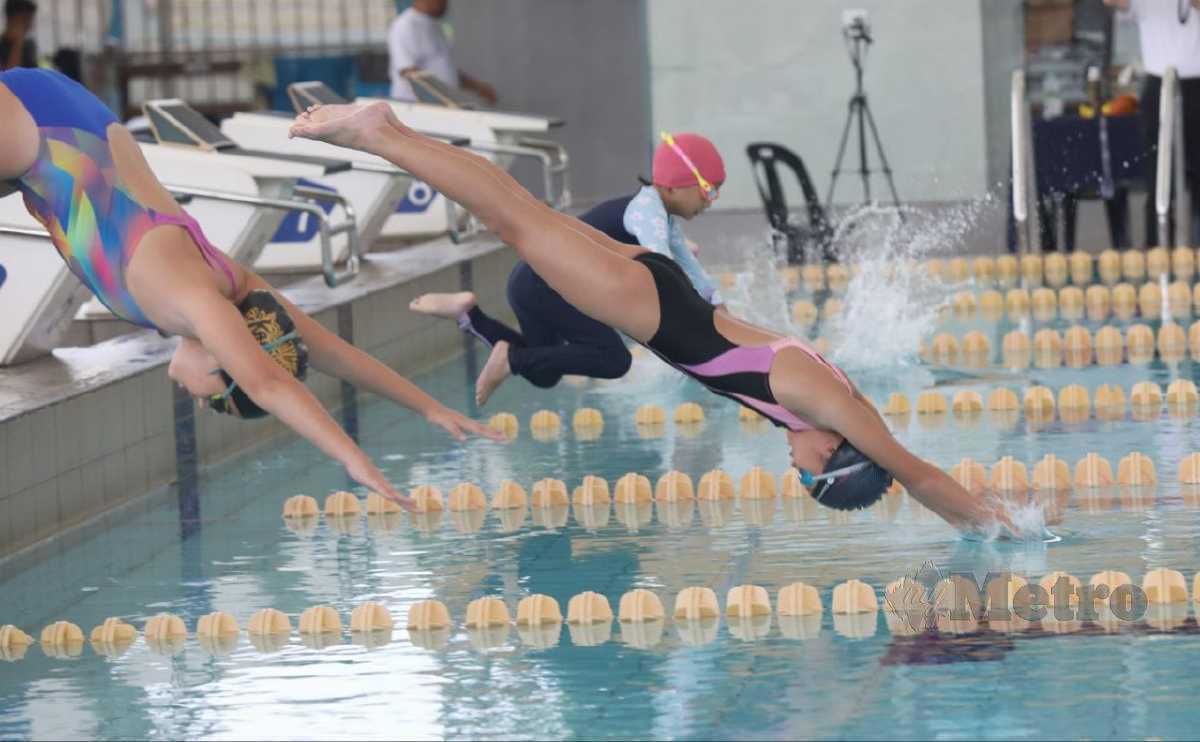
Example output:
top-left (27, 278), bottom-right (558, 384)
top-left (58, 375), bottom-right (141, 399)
top-left (461, 306), bottom-right (524, 349)
top-left (506, 262), bottom-right (631, 386)
top-left (459, 303), bottom-right (524, 405)
top-left (291, 103), bottom-right (661, 343)
top-left (409, 290), bottom-right (526, 349)
top-left (508, 337), bottom-right (632, 388)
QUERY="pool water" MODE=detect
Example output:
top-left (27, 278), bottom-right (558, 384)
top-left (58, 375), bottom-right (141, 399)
top-left (5, 317), bottom-right (1200, 740)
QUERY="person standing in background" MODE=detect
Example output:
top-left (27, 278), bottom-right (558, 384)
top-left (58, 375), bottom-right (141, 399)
top-left (0, 0), bottom-right (37, 71)
top-left (387, 0), bottom-right (497, 106)
top-left (1105, 0), bottom-right (1200, 245)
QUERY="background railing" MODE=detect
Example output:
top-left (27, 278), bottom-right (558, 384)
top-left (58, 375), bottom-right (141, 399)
top-left (1010, 68), bottom-right (1038, 254)
top-left (31, 0), bottom-right (398, 118)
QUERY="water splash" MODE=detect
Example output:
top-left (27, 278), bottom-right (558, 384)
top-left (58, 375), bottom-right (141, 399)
top-left (622, 196), bottom-right (996, 386)
top-left (827, 200), bottom-right (991, 372)
top-left (1005, 498), bottom-right (1060, 543)
top-left (717, 229), bottom-right (796, 335)
top-left (960, 496), bottom-right (1057, 545)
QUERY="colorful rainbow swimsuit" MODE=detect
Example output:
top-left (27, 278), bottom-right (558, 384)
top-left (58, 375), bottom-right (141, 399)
top-left (633, 251), bottom-right (851, 431)
top-left (0, 67), bottom-right (236, 330)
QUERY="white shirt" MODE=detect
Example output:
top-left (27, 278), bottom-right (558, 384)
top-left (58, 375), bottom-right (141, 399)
top-left (1123, 0), bottom-right (1200, 78)
top-left (387, 8), bottom-right (459, 100)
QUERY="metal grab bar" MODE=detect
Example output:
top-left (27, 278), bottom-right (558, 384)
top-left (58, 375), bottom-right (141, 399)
top-left (1011, 69), bottom-right (1037, 254)
top-left (162, 185), bottom-right (361, 288)
top-left (465, 137), bottom-right (572, 210)
top-left (0, 225), bottom-right (50, 238)
top-left (292, 185), bottom-right (362, 285)
top-left (1156, 66), bottom-right (1178, 249)
top-left (444, 197), bottom-right (483, 245)
top-left (515, 136), bottom-right (572, 210)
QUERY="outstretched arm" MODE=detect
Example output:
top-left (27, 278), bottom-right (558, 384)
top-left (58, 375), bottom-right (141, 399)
top-left (242, 273), bottom-right (504, 442)
top-left (173, 286), bottom-right (414, 508)
top-left (773, 351), bottom-right (1012, 534)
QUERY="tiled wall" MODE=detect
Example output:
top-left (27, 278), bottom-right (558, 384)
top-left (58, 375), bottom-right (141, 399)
top-left (0, 368), bottom-right (177, 559)
top-left (0, 244), bottom-right (519, 561)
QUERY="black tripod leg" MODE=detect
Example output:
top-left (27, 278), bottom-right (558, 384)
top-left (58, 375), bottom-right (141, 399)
top-left (826, 99), bottom-right (858, 213)
top-left (856, 97), bottom-right (871, 204)
top-left (862, 99), bottom-right (904, 220)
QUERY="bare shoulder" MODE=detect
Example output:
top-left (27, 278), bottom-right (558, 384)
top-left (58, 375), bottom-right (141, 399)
top-left (0, 82), bottom-right (39, 180)
top-left (768, 343), bottom-right (852, 420)
top-left (125, 227), bottom-right (236, 336)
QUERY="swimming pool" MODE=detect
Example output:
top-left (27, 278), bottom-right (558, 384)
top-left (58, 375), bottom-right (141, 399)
top-left (4, 291), bottom-right (1200, 740)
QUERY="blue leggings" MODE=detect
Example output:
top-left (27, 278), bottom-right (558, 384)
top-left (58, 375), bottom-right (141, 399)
top-left (460, 261), bottom-right (632, 388)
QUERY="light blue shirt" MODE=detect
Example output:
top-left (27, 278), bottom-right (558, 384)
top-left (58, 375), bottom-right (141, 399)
top-left (622, 186), bottom-right (722, 305)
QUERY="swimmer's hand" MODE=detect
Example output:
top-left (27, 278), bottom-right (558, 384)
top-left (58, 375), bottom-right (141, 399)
top-left (955, 487), bottom-right (1057, 541)
top-left (346, 456), bottom-right (415, 511)
top-left (425, 406), bottom-right (508, 443)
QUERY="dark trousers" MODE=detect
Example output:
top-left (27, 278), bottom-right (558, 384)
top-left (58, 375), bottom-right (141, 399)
top-left (1142, 74), bottom-right (1200, 246)
top-left (462, 261), bottom-right (632, 388)
top-left (1036, 192), bottom-right (1132, 252)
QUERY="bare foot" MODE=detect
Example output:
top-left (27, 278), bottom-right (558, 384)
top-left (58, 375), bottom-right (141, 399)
top-left (288, 101), bottom-right (398, 151)
top-left (409, 291), bottom-right (477, 319)
top-left (475, 341), bottom-right (512, 406)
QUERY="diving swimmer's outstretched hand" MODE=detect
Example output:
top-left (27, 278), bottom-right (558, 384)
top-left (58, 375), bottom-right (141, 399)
top-left (345, 455), bottom-right (416, 511)
top-left (955, 482), bottom-right (1058, 541)
top-left (344, 407), bottom-right (506, 508)
top-left (427, 406), bottom-right (508, 443)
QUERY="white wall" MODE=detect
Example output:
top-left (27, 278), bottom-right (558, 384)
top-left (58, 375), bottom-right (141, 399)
top-left (647, 0), bottom-right (991, 209)
top-left (980, 0), bottom-right (1026, 191)
top-left (449, 0), bottom-right (651, 205)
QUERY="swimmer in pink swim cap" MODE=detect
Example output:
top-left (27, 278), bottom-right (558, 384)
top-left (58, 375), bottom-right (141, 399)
top-left (409, 131), bottom-right (730, 405)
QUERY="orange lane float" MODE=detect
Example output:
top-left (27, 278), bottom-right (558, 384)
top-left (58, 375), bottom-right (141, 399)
top-left (1069, 251), bottom-right (1094, 285)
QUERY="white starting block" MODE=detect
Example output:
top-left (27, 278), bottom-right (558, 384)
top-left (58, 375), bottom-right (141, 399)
top-left (0, 193), bottom-right (94, 365)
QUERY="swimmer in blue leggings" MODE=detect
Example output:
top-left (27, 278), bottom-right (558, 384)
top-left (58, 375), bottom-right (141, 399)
top-left (291, 102), bottom-right (1020, 533)
top-left (0, 68), bottom-right (502, 509)
top-left (410, 132), bottom-right (726, 405)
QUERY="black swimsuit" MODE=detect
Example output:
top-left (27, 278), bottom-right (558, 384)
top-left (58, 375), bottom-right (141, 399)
top-left (633, 251), bottom-right (851, 431)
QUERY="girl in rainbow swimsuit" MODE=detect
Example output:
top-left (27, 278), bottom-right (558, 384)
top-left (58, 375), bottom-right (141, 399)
top-left (0, 68), bottom-right (502, 509)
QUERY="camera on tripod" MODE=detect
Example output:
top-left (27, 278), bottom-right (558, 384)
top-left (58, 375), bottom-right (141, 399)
top-left (825, 7), bottom-right (903, 219)
top-left (841, 9), bottom-right (872, 44)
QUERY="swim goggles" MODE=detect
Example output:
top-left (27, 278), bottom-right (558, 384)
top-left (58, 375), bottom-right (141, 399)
top-left (207, 330), bottom-right (301, 416)
top-left (659, 131), bottom-right (719, 203)
top-left (800, 461), bottom-right (871, 501)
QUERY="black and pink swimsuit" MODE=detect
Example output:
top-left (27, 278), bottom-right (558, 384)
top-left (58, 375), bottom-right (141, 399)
top-left (633, 251), bottom-right (851, 431)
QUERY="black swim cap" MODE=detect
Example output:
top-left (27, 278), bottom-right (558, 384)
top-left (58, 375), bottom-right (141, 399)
top-left (211, 290), bottom-right (308, 419)
top-left (809, 440), bottom-right (893, 511)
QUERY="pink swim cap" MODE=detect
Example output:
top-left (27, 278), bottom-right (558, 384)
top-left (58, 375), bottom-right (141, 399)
top-left (652, 133), bottom-right (726, 189)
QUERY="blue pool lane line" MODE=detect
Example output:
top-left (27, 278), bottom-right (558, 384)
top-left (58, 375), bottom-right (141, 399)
top-left (172, 382), bottom-right (201, 540)
top-left (337, 304), bottom-right (359, 444)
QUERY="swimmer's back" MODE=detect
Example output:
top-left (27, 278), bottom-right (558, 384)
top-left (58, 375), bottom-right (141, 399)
top-left (0, 67), bottom-right (118, 138)
top-left (577, 192), bottom-right (639, 244)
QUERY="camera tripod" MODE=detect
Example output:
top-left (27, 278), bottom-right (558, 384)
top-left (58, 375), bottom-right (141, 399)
top-left (825, 22), bottom-right (904, 218)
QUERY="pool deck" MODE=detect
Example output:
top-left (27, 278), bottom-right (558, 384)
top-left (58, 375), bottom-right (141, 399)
top-left (0, 235), bottom-right (519, 562)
